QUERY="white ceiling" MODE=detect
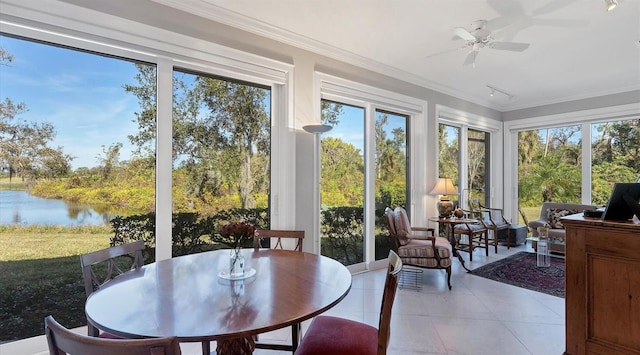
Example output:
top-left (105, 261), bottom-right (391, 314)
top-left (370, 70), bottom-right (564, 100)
top-left (28, 0), bottom-right (630, 112)
top-left (149, 0), bottom-right (640, 112)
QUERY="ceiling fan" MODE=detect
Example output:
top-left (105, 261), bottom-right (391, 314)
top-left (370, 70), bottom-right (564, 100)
top-left (427, 20), bottom-right (530, 67)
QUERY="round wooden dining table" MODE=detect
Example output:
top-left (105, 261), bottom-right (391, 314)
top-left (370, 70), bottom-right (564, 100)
top-left (85, 249), bottom-right (352, 355)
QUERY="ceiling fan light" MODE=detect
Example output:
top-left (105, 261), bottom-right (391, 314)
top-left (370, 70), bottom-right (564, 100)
top-left (605, 0), bottom-right (618, 11)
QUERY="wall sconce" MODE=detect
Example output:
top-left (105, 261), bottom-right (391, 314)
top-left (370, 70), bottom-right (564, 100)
top-left (303, 123), bottom-right (332, 254)
top-left (303, 124), bottom-right (332, 134)
top-left (430, 178), bottom-right (458, 218)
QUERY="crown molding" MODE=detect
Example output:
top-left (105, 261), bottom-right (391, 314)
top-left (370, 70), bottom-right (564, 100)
top-left (150, 0), bottom-right (504, 111)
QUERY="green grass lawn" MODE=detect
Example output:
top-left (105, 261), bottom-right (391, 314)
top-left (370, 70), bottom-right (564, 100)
top-left (518, 206), bottom-right (541, 227)
top-left (0, 177), bottom-right (26, 191)
top-left (0, 226), bottom-right (112, 342)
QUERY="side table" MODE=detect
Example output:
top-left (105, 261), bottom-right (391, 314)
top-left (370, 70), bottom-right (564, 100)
top-left (429, 217), bottom-right (478, 272)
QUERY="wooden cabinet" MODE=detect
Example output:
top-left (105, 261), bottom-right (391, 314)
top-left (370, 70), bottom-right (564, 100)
top-left (563, 214), bottom-right (640, 355)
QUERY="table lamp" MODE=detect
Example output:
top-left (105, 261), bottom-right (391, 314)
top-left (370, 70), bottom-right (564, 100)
top-left (430, 178), bottom-right (458, 218)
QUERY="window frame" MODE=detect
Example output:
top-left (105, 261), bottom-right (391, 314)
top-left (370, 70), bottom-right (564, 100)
top-left (316, 72), bottom-right (424, 272)
top-left (1, 3), bottom-right (294, 260)
top-left (503, 103), bottom-right (640, 223)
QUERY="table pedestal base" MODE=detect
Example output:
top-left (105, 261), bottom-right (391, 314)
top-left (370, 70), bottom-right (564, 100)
top-left (216, 336), bottom-right (256, 355)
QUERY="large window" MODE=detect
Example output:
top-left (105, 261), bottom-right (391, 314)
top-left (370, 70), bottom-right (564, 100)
top-left (320, 100), bottom-right (365, 266)
top-left (0, 35), bottom-right (156, 341)
top-left (591, 118), bottom-right (640, 204)
top-left (0, 35), bottom-right (156, 225)
top-left (517, 125), bottom-right (582, 224)
top-left (374, 110), bottom-right (408, 261)
top-left (437, 124), bottom-right (461, 206)
top-left (438, 124), bottom-right (491, 208)
top-left (468, 129), bottom-right (489, 204)
top-left (171, 70), bottom-right (271, 213)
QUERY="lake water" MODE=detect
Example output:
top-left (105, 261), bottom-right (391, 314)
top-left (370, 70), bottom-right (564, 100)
top-left (0, 190), bottom-right (115, 226)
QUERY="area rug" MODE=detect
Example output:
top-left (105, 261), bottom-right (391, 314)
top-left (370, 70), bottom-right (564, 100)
top-left (470, 251), bottom-right (565, 298)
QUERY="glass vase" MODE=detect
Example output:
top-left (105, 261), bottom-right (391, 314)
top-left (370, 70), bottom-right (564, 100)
top-left (229, 249), bottom-right (245, 278)
top-left (537, 240), bottom-right (550, 267)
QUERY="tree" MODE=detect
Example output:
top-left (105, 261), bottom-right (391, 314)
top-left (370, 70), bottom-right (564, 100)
top-left (438, 124), bottom-right (459, 184)
top-left (194, 78), bottom-right (270, 209)
top-left (96, 143), bottom-right (123, 180)
top-left (321, 100), bottom-right (343, 126)
top-left (0, 48), bottom-right (72, 182)
top-left (124, 67), bottom-right (271, 210)
top-left (0, 47), bottom-right (14, 65)
top-left (321, 137), bottom-right (364, 206)
top-left (123, 64), bottom-right (159, 158)
top-left (0, 99), bottom-right (71, 182)
top-left (467, 130), bottom-right (486, 194)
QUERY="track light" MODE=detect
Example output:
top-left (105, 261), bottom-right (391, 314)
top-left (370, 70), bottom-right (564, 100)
top-left (605, 0), bottom-right (618, 11)
top-left (486, 85), bottom-right (514, 100)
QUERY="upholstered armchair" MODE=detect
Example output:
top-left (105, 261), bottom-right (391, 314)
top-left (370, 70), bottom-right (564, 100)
top-left (384, 207), bottom-right (452, 289)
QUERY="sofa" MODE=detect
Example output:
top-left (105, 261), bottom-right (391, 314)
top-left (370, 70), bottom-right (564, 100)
top-left (528, 202), bottom-right (596, 254)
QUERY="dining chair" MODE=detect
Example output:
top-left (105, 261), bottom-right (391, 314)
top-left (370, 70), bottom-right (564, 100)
top-left (253, 229), bottom-right (304, 252)
top-left (296, 250), bottom-right (403, 355)
top-left (44, 315), bottom-right (181, 355)
top-left (453, 208), bottom-right (488, 262)
top-left (253, 229), bottom-right (305, 352)
top-left (80, 240), bottom-right (145, 337)
top-left (385, 207), bottom-right (452, 290)
top-left (476, 200), bottom-right (511, 250)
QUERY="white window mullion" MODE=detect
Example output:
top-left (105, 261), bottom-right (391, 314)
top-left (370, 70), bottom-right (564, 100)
top-left (364, 104), bottom-right (377, 269)
top-left (155, 58), bottom-right (173, 261)
top-left (581, 122), bottom-right (592, 205)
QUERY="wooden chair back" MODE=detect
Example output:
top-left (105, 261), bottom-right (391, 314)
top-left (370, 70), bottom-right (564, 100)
top-left (80, 240), bottom-right (145, 336)
top-left (253, 229), bottom-right (304, 252)
top-left (384, 208), bottom-right (400, 252)
top-left (377, 250), bottom-right (403, 354)
top-left (45, 315), bottom-right (181, 355)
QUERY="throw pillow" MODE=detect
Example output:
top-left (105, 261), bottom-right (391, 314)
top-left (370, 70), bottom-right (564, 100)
top-left (393, 207), bottom-right (411, 246)
top-left (547, 208), bottom-right (578, 229)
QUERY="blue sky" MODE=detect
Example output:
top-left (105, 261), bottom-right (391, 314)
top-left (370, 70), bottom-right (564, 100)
top-left (0, 35), bottom-right (142, 170)
top-left (1, 35), bottom-right (406, 171)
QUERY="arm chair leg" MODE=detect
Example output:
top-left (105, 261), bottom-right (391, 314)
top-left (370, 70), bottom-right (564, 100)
top-left (446, 266), bottom-right (452, 290)
top-left (485, 231), bottom-right (489, 256)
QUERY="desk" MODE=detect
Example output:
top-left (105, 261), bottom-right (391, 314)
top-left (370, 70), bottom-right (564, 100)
top-left (429, 217), bottom-right (478, 272)
top-left (85, 249), bottom-right (351, 355)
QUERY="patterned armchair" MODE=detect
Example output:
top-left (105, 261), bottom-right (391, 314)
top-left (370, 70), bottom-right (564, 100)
top-left (384, 207), bottom-right (452, 289)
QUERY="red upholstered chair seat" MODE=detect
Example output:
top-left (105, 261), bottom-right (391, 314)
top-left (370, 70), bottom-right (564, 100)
top-left (297, 251), bottom-right (402, 355)
top-left (295, 316), bottom-right (377, 355)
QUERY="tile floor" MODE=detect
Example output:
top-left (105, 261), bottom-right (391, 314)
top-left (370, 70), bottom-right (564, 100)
top-left (1, 242), bottom-right (565, 355)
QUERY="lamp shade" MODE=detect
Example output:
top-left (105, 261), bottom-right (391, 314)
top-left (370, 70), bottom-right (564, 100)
top-left (430, 178), bottom-right (458, 218)
top-left (430, 178), bottom-right (458, 196)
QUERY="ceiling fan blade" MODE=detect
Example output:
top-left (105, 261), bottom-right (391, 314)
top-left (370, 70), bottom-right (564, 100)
top-left (424, 47), bottom-right (464, 59)
top-left (463, 51), bottom-right (478, 67)
top-left (532, 18), bottom-right (589, 28)
top-left (531, 0), bottom-right (576, 16)
top-left (453, 27), bottom-right (476, 42)
top-left (490, 41), bottom-right (530, 52)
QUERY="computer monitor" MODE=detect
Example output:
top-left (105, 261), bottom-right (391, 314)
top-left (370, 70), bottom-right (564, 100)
top-left (601, 183), bottom-right (640, 221)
